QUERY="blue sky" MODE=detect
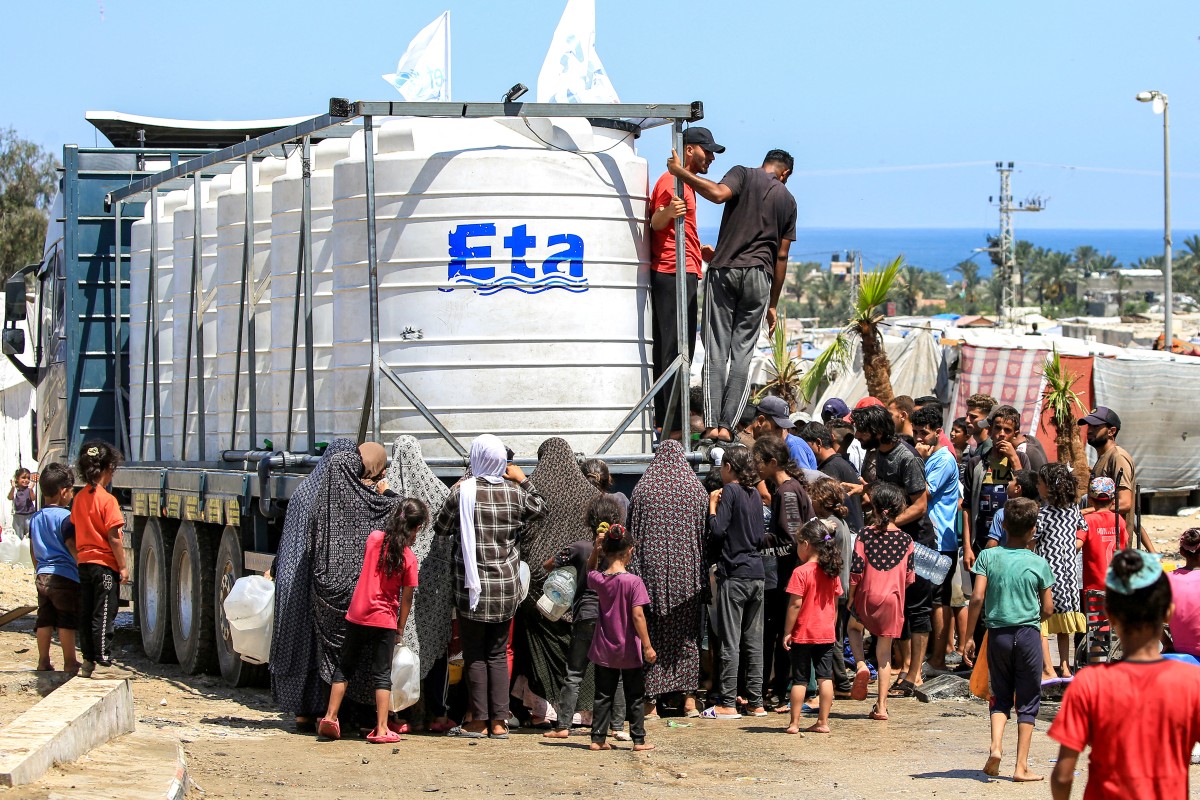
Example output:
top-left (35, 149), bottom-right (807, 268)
top-left (3, 1), bottom-right (1199, 231)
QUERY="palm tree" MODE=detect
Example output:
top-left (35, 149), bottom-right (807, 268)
top-left (1072, 245), bottom-right (1100, 274)
top-left (954, 260), bottom-right (982, 312)
top-left (896, 264), bottom-right (943, 315)
top-left (1031, 251), bottom-right (1079, 305)
top-left (1040, 348), bottom-right (1089, 498)
top-left (754, 310), bottom-right (803, 410)
top-left (799, 256), bottom-right (904, 405)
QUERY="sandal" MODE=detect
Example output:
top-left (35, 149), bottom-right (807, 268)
top-left (428, 719), bottom-right (457, 734)
top-left (868, 704), bottom-right (889, 721)
top-left (888, 680), bottom-right (916, 698)
top-left (489, 724), bottom-right (510, 740)
top-left (317, 718), bottom-right (341, 740)
top-left (387, 720), bottom-right (410, 735)
top-left (366, 730), bottom-right (403, 744)
top-left (851, 670), bottom-right (870, 701)
top-left (446, 726), bottom-right (487, 739)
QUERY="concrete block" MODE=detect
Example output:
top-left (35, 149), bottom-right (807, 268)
top-left (915, 673), bottom-right (973, 703)
top-left (0, 678), bottom-right (135, 787)
top-left (36, 730), bottom-right (191, 800)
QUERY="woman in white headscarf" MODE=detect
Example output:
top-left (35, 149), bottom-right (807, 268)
top-left (434, 435), bottom-right (547, 739)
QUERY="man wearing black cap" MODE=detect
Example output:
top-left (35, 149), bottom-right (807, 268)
top-left (668, 148), bottom-right (797, 442)
top-left (649, 127), bottom-right (724, 437)
top-left (1080, 407), bottom-right (1153, 551)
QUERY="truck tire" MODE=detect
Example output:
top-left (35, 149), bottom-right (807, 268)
top-left (215, 525), bottom-right (268, 687)
top-left (138, 518), bottom-right (176, 664)
top-left (171, 521), bottom-right (218, 675)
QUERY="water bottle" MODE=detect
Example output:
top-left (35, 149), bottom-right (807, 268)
top-left (913, 542), bottom-right (951, 584)
top-left (537, 566), bottom-right (577, 621)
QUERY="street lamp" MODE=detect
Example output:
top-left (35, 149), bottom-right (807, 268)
top-left (1136, 90), bottom-right (1172, 351)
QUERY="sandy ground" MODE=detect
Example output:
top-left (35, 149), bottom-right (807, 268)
top-left (1, 519), bottom-right (1198, 799)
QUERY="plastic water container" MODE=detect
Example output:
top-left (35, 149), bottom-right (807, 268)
top-left (15, 539), bottom-right (32, 569)
top-left (913, 542), bottom-right (952, 584)
top-left (389, 644), bottom-right (420, 711)
top-left (222, 575), bottom-right (275, 664)
top-left (0, 534), bottom-right (19, 565)
top-left (537, 566), bottom-right (577, 621)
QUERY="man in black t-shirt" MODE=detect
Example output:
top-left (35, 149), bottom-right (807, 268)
top-left (667, 149), bottom-right (797, 442)
top-left (799, 422), bottom-right (865, 532)
top-left (850, 405), bottom-right (933, 695)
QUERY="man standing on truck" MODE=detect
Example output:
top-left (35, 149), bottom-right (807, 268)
top-left (649, 127), bottom-right (725, 438)
top-left (667, 148), bottom-right (797, 443)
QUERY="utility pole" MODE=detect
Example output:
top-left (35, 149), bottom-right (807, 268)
top-left (993, 162), bottom-right (1044, 324)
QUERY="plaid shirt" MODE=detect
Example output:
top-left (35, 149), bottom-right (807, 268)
top-left (434, 478), bottom-right (547, 623)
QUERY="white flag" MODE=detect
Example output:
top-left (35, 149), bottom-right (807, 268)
top-left (536, 0), bottom-right (620, 104)
top-left (382, 11), bottom-right (452, 101)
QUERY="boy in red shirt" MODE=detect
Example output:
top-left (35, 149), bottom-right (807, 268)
top-left (1077, 477), bottom-right (1127, 599)
top-left (1049, 550), bottom-right (1200, 799)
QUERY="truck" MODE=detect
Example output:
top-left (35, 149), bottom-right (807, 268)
top-left (2, 98), bottom-right (704, 687)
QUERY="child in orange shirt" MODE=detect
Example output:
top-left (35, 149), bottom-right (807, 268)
top-left (71, 441), bottom-right (127, 677)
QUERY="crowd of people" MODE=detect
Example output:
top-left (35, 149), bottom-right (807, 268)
top-left (9, 387), bottom-right (1200, 793)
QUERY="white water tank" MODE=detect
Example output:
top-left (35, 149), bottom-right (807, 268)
top-left (129, 190), bottom-right (186, 461)
top-left (215, 158), bottom-right (288, 452)
top-left (330, 117), bottom-right (651, 458)
top-left (267, 138), bottom-right (350, 451)
top-left (172, 174), bottom-right (230, 460)
top-left (128, 204), bottom-right (152, 459)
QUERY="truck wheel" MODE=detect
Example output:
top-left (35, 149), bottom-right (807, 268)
top-left (215, 525), bottom-right (268, 687)
top-left (171, 521), bottom-right (218, 675)
top-left (138, 518), bottom-right (176, 664)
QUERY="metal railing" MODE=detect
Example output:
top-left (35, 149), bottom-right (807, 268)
top-left (107, 98), bottom-right (704, 466)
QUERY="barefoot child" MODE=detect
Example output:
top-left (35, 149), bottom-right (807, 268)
top-left (781, 518), bottom-right (844, 734)
top-left (1035, 464), bottom-right (1087, 679)
top-left (847, 482), bottom-right (915, 722)
top-left (587, 522), bottom-right (656, 752)
top-left (8, 467), bottom-right (36, 540)
top-left (1049, 549), bottom-right (1200, 799)
top-left (318, 498), bottom-right (427, 743)
top-left (964, 497), bottom-right (1054, 782)
top-left (28, 464), bottom-right (78, 674)
top-left (72, 442), bottom-right (128, 677)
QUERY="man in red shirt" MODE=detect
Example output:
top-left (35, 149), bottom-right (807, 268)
top-left (649, 126), bottom-right (723, 436)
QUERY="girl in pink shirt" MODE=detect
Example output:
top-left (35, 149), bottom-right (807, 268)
top-left (319, 499), bottom-right (427, 744)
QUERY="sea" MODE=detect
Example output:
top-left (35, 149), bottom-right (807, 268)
top-left (697, 227), bottom-right (1198, 276)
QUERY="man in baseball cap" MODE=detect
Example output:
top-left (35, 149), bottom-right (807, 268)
top-left (745, 396), bottom-right (818, 470)
top-left (845, 396), bottom-right (884, 423)
top-left (648, 127), bottom-right (724, 439)
top-left (1079, 406), bottom-right (1150, 551)
top-left (821, 398), bottom-right (850, 424)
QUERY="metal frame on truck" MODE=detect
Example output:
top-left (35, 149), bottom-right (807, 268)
top-left (3, 99), bottom-right (706, 687)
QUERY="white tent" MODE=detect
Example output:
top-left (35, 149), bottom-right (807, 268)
top-left (807, 327), bottom-right (943, 413)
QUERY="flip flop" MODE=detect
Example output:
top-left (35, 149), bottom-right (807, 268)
top-left (684, 708), bottom-right (701, 718)
top-left (427, 719), bottom-right (457, 734)
top-left (851, 670), bottom-right (870, 701)
top-left (387, 720), bottom-right (410, 735)
top-left (317, 718), bottom-right (341, 740)
top-left (868, 704), bottom-right (889, 721)
top-left (366, 730), bottom-right (403, 744)
top-left (888, 680), bottom-right (916, 698)
top-left (488, 725), bottom-right (510, 740)
top-left (446, 726), bottom-right (487, 739)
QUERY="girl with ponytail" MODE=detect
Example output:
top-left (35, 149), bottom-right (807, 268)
top-left (780, 518), bottom-right (845, 734)
top-left (318, 498), bottom-right (428, 744)
top-left (585, 519), bottom-right (656, 752)
top-left (845, 482), bottom-right (915, 722)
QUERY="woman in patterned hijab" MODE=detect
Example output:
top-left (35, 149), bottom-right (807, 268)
top-left (628, 440), bottom-right (708, 717)
top-left (271, 437), bottom-right (357, 729)
top-left (310, 446), bottom-right (400, 707)
top-left (518, 437), bottom-right (601, 722)
top-left (386, 436), bottom-right (455, 730)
